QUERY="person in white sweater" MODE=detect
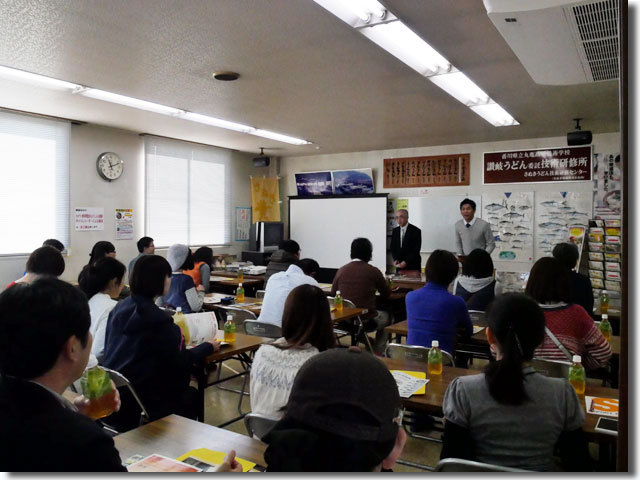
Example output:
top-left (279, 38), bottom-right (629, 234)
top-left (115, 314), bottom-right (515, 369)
top-left (250, 284), bottom-right (336, 420)
top-left (77, 256), bottom-right (126, 361)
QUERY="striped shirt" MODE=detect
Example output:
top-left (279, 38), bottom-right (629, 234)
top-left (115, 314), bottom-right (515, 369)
top-left (534, 303), bottom-right (611, 370)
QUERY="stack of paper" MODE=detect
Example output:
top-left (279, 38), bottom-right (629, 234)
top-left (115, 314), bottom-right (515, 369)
top-left (391, 370), bottom-right (429, 398)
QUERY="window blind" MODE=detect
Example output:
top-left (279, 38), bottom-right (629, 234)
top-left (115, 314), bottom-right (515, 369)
top-left (0, 111), bottom-right (70, 255)
top-left (145, 135), bottom-right (231, 247)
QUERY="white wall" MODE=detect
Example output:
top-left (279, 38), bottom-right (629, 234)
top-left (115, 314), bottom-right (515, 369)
top-left (278, 132), bottom-right (621, 272)
top-left (0, 123), bottom-right (255, 286)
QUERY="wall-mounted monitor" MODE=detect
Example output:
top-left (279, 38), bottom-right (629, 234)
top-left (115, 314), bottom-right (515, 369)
top-left (249, 221), bottom-right (284, 252)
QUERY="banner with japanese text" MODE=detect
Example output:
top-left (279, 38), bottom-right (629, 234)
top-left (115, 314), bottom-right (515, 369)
top-left (483, 146), bottom-right (592, 184)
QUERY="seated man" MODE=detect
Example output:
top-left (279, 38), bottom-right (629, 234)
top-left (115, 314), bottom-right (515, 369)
top-left (263, 347), bottom-right (406, 472)
top-left (0, 278), bottom-right (125, 471)
top-left (128, 236), bottom-right (155, 283)
top-left (331, 238), bottom-right (391, 353)
top-left (264, 240), bottom-right (301, 286)
top-left (259, 258), bottom-right (320, 327)
top-left (6, 245), bottom-right (65, 289)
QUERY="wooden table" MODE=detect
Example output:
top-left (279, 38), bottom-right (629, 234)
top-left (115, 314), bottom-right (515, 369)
top-left (390, 274), bottom-right (426, 291)
top-left (209, 271), bottom-right (264, 297)
top-left (113, 415), bottom-right (266, 469)
top-left (203, 293), bottom-right (262, 316)
top-left (379, 357), bottom-right (619, 443)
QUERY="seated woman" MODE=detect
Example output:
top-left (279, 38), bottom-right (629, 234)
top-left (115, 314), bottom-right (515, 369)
top-left (184, 246), bottom-right (213, 293)
top-left (7, 245), bottom-right (65, 288)
top-left (552, 242), bottom-right (594, 314)
top-left (102, 255), bottom-right (219, 431)
top-left (406, 249), bottom-right (472, 356)
top-left (453, 248), bottom-right (498, 311)
top-left (525, 257), bottom-right (611, 370)
top-left (77, 241), bottom-right (117, 285)
top-left (78, 256), bottom-right (126, 361)
top-left (159, 244), bottom-right (204, 313)
top-left (441, 293), bottom-right (591, 471)
top-left (250, 284), bottom-right (335, 419)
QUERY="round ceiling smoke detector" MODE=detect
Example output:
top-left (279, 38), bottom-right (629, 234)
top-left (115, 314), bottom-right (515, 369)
top-left (212, 71), bottom-right (240, 81)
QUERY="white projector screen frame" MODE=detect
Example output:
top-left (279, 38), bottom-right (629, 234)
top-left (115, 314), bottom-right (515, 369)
top-left (289, 195), bottom-right (388, 272)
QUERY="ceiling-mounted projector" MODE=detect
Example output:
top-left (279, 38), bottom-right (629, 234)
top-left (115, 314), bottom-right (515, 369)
top-left (567, 118), bottom-right (592, 146)
top-left (253, 147), bottom-right (270, 167)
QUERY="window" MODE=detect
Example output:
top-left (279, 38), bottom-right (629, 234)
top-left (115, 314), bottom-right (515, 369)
top-left (145, 135), bottom-right (231, 247)
top-left (0, 111), bottom-right (70, 255)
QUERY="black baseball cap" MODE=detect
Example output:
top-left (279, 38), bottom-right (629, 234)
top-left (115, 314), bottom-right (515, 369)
top-left (282, 347), bottom-right (401, 443)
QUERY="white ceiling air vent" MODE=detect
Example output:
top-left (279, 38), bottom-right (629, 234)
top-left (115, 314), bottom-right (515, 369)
top-left (484, 0), bottom-right (619, 85)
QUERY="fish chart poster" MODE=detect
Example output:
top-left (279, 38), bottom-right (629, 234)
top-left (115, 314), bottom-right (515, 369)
top-left (482, 192), bottom-right (534, 263)
top-left (534, 192), bottom-right (592, 260)
top-left (332, 168), bottom-right (375, 195)
top-left (295, 171), bottom-right (333, 196)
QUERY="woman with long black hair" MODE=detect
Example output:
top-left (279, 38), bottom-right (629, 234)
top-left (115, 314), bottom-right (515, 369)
top-left (440, 293), bottom-right (591, 471)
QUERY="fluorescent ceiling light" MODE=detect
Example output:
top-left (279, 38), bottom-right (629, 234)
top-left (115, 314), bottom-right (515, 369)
top-left (182, 112), bottom-right (254, 133)
top-left (78, 88), bottom-right (185, 116)
top-left (428, 71), bottom-right (491, 107)
top-left (250, 129), bottom-right (311, 145)
top-left (0, 65), bottom-right (80, 90)
top-left (359, 21), bottom-right (451, 76)
top-left (470, 103), bottom-right (519, 127)
top-left (348, 0), bottom-right (387, 22)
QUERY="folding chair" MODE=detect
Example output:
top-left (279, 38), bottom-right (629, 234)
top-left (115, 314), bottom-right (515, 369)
top-left (327, 296), bottom-right (374, 352)
top-left (435, 458), bottom-right (529, 472)
top-left (468, 310), bottom-right (487, 326)
top-left (243, 320), bottom-right (282, 339)
top-left (243, 412), bottom-right (279, 440)
top-left (255, 289), bottom-right (266, 300)
top-left (530, 357), bottom-right (572, 378)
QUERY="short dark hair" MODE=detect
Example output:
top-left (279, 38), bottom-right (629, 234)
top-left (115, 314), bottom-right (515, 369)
top-left (42, 239), bottom-right (64, 252)
top-left (462, 249), bottom-right (494, 278)
top-left (179, 249), bottom-right (195, 271)
top-left (0, 278), bottom-right (90, 379)
top-left (552, 242), bottom-right (579, 270)
top-left (78, 257), bottom-right (126, 299)
top-left (89, 241), bottom-right (116, 266)
top-left (350, 238), bottom-right (372, 262)
top-left (425, 249), bottom-right (459, 286)
top-left (525, 257), bottom-right (571, 303)
top-left (280, 284), bottom-right (335, 352)
top-left (137, 236), bottom-right (154, 253)
top-left (280, 240), bottom-right (301, 255)
top-left (460, 198), bottom-right (476, 211)
top-left (130, 255), bottom-right (172, 299)
top-left (297, 258), bottom-right (320, 276)
top-left (193, 246), bottom-right (214, 268)
top-left (26, 246), bottom-right (65, 277)
top-left (485, 294), bottom-right (546, 405)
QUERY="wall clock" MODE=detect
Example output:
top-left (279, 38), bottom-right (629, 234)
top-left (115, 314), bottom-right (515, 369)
top-left (96, 152), bottom-right (124, 182)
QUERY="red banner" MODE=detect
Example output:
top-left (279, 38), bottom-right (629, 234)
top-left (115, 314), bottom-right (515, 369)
top-left (483, 146), bottom-right (592, 184)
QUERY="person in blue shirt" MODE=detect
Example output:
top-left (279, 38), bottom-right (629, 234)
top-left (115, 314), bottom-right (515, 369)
top-left (406, 249), bottom-right (472, 357)
top-left (159, 244), bottom-right (204, 313)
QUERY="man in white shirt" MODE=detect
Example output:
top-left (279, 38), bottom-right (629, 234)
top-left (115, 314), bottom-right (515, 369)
top-left (259, 259), bottom-right (320, 327)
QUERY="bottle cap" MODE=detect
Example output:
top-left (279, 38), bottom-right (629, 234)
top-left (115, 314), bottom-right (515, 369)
top-left (602, 290), bottom-right (608, 294)
top-left (602, 314), bottom-right (608, 320)
top-left (176, 307), bottom-right (182, 312)
top-left (238, 282), bottom-right (243, 287)
top-left (226, 314), bottom-right (233, 321)
top-left (572, 355), bottom-right (581, 363)
top-left (431, 340), bottom-right (439, 347)
top-left (336, 290), bottom-right (341, 295)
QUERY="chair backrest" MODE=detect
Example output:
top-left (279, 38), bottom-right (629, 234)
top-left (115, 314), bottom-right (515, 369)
top-left (530, 358), bottom-right (572, 379)
top-left (243, 320), bottom-right (282, 339)
top-left (385, 343), bottom-right (454, 366)
top-left (223, 306), bottom-right (258, 325)
top-left (468, 310), bottom-right (487, 326)
top-left (326, 296), bottom-right (356, 309)
top-left (102, 367), bottom-right (150, 425)
top-left (435, 458), bottom-right (529, 472)
top-left (256, 289), bottom-right (266, 300)
top-left (244, 413), bottom-right (279, 440)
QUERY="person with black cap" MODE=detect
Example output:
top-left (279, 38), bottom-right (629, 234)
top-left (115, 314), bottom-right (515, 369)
top-left (262, 347), bottom-right (406, 472)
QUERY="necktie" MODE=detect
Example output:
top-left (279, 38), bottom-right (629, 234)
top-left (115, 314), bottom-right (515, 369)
top-left (400, 228), bottom-right (405, 247)
top-left (466, 223), bottom-right (471, 228)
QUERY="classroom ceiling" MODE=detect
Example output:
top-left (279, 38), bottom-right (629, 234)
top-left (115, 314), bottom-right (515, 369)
top-left (0, 0), bottom-right (621, 157)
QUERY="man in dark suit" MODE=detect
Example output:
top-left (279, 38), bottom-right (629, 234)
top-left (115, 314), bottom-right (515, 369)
top-left (390, 209), bottom-right (422, 272)
top-left (0, 279), bottom-right (125, 472)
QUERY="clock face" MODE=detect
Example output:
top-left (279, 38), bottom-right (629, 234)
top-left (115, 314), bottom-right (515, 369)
top-left (97, 152), bottom-right (123, 181)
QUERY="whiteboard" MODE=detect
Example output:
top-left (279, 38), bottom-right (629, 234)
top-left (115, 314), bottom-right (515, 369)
top-left (289, 196), bottom-right (388, 272)
top-left (407, 195), bottom-right (482, 253)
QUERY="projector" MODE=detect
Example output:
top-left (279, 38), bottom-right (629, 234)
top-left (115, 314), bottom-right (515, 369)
top-left (253, 155), bottom-right (270, 167)
top-left (567, 130), bottom-right (592, 146)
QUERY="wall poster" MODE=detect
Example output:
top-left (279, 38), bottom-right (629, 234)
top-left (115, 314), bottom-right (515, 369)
top-left (115, 208), bottom-right (134, 240)
top-left (75, 207), bottom-right (104, 231)
top-left (482, 192), bottom-right (534, 262)
top-left (383, 154), bottom-right (470, 188)
top-left (332, 168), bottom-right (374, 194)
top-left (235, 207), bottom-right (251, 241)
top-left (593, 152), bottom-right (621, 217)
top-left (294, 171), bottom-right (333, 196)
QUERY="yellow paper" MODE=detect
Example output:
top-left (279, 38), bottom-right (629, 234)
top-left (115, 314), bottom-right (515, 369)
top-left (396, 199), bottom-right (409, 210)
top-left (176, 448), bottom-right (256, 472)
top-left (391, 370), bottom-right (426, 395)
top-left (251, 177), bottom-right (280, 222)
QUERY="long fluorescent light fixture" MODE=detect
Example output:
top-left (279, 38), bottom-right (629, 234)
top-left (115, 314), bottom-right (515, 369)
top-left (312, 0), bottom-right (519, 126)
top-left (0, 65), bottom-right (311, 145)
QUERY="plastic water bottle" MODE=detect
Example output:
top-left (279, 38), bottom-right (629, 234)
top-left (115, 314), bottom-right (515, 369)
top-left (568, 355), bottom-right (586, 395)
top-left (428, 340), bottom-right (443, 375)
top-left (599, 314), bottom-right (612, 342)
top-left (173, 307), bottom-right (191, 346)
top-left (224, 314), bottom-right (236, 343)
top-left (600, 290), bottom-right (609, 315)
top-left (236, 283), bottom-right (245, 303)
top-left (334, 291), bottom-right (343, 311)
